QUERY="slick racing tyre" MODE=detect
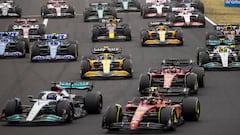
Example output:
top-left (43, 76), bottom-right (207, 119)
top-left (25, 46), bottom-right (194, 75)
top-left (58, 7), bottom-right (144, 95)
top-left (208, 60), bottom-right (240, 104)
top-left (15, 5), bottom-right (22, 18)
top-left (191, 67), bottom-right (205, 88)
top-left (56, 100), bottom-right (73, 123)
top-left (186, 73), bottom-right (198, 95)
top-left (123, 26), bottom-right (132, 41)
top-left (123, 59), bottom-right (133, 78)
top-left (80, 60), bottom-right (91, 79)
top-left (41, 5), bottom-right (48, 18)
top-left (16, 40), bottom-right (26, 57)
top-left (5, 98), bottom-right (22, 117)
top-left (140, 31), bottom-right (149, 47)
top-left (160, 107), bottom-right (177, 131)
top-left (68, 42), bottom-right (78, 61)
top-left (84, 91), bottom-right (103, 114)
top-left (8, 24), bottom-right (14, 31)
top-left (198, 52), bottom-right (209, 66)
top-left (92, 26), bottom-right (99, 42)
top-left (139, 74), bottom-right (150, 95)
top-left (83, 8), bottom-right (91, 22)
top-left (30, 44), bottom-right (40, 62)
top-left (182, 97), bottom-right (200, 121)
top-left (67, 4), bottom-right (75, 17)
top-left (102, 104), bottom-right (122, 131)
top-left (37, 24), bottom-right (46, 35)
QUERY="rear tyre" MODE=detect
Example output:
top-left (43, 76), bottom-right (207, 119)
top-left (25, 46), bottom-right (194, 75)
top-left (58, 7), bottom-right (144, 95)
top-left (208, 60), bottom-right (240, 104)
top-left (16, 41), bottom-right (26, 57)
top-left (182, 97), bottom-right (200, 121)
top-left (123, 59), bottom-right (132, 78)
top-left (198, 52), bottom-right (209, 66)
top-left (139, 74), bottom-right (150, 95)
top-left (186, 73), bottom-right (198, 94)
top-left (191, 67), bottom-right (205, 88)
top-left (68, 42), bottom-right (78, 61)
top-left (140, 31), bottom-right (149, 47)
top-left (84, 91), bottom-right (103, 114)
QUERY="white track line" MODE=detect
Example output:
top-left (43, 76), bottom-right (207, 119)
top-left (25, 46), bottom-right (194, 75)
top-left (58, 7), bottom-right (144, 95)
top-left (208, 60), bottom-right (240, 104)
top-left (205, 16), bottom-right (216, 26)
top-left (43, 19), bottom-right (48, 27)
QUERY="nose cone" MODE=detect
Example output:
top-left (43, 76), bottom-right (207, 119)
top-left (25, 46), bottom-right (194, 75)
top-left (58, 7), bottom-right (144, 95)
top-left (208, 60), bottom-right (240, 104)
top-left (130, 121), bottom-right (139, 130)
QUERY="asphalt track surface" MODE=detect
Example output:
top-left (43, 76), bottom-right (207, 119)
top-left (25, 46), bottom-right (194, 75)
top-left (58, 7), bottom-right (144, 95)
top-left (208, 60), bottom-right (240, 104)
top-left (0, 0), bottom-right (240, 135)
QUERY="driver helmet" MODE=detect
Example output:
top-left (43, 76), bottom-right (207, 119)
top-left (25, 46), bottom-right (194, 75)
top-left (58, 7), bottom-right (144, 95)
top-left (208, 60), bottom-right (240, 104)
top-left (52, 32), bottom-right (58, 39)
top-left (169, 66), bottom-right (176, 73)
top-left (148, 97), bottom-right (157, 105)
top-left (46, 93), bottom-right (57, 100)
top-left (225, 24), bottom-right (233, 31)
top-left (51, 84), bottom-right (62, 92)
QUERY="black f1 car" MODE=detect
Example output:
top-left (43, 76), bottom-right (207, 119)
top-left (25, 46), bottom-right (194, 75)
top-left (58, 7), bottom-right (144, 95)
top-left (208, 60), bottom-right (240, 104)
top-left (92, 17), bottom-right (131, 42)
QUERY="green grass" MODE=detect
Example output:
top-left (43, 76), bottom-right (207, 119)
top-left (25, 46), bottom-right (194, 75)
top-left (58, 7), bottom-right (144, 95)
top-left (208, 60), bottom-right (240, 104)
top-left (202, 0), bottom-right (240, 24)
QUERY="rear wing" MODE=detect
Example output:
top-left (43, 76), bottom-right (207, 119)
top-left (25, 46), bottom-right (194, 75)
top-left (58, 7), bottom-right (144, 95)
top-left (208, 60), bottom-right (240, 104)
top-left (1, 0), bottom-right (14, 3)
top-left (91, 46), bottom-right (122, 54)
top-left (148, 21), bottom-right (171, 27)
top-left (89, 2), bottom-right (109, 7)
top-left (214, 24), bottom-right (240, 31)
top-left (101, 18), bottom-right (121, 23)
top-left (47, 0), bottom-right (66, 4)
top-left (0, 31), bottom-right (19, 37)
top-left (58, 82), bottom-right (93, 91)
top-left (15, 18), bottom-right (38, 23)
top-left (161, 58), bottom-right (194, 67)
top-left (42, 33), bottom-right (68, 40)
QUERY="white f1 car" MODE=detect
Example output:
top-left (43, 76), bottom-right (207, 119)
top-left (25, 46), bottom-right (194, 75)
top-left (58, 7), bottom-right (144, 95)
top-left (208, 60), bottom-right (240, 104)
top-left (1, 82), bottom-right (103, 124)
top-left (0, 0), bottom-right (21, 17)
top-left (197, 45), bottom-right (240, 70)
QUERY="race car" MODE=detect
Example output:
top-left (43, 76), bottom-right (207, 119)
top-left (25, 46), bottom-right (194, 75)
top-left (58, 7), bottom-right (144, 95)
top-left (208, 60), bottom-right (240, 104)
top-left (172, 0), bottom-right (204, 13)
top-left (206, 24), bottom-right (240, 46)
top-left (41, 0), bottom-right (75, 18)
top-left (80, 46), bottom-right (133, 79)
top-left (139, 58), bottom-right (204, 96)
top-left (145, 0), bottom-right (172, 4)
top-left (30, 33), bottom-right (78, 62)
top-left (0, 31), bottom-right (25, 58)
top-left (140, 21), bottom-right (183, 46)
top-left (102, 90), bottom-right (200, 131)
top-left (197, 46), bottom-right (240, 70)
top-left (0, 0), bottom-right (21, 17)
top-left (166, 6), bottom-right (205, 27)
top-left (0, 81), bottom-right (103, 124)
top-left (110, 0), bottom-right (141, 12)
top-left (141, 0), bottom-right (172, 18)
top-left (83, 2), bottom-right (117, 22)
top-left (8, 18), bottom-right (46, 53)
top-left (92, 17), bottom-right (131, 42)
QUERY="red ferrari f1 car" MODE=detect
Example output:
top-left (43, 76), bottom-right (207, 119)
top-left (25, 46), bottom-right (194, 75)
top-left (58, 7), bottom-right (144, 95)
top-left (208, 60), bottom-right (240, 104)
top-left (102, 90), bottom-right (200, 131)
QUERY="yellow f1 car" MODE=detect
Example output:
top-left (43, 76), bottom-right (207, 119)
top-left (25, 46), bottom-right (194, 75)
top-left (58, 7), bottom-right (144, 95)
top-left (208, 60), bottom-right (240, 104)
top-left (80, 46), bottom-right (133, 79)
top-left (140, 21), bottom-right (184, 46)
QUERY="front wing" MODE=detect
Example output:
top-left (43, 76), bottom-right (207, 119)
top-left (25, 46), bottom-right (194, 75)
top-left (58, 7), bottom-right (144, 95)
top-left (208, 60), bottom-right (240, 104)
top-left (82, 70), bottom-right (132, 78)
top-left (142, 39), bottom-right (182, 46)
top-left (203, 62), bottom-right (240, 70)
top-left (31, 55), bottom-right (76, 61)
top-left (95, 35), bottom-right (129, 41)
top-left (171, 22), bottom-right (205, 27)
